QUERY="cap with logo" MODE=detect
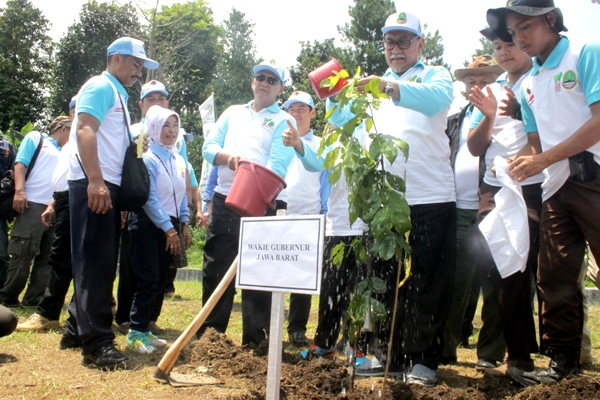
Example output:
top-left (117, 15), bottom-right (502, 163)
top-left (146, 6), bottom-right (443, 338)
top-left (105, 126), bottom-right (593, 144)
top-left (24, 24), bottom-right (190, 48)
top-left (382, 12), bottom-right (422, 37)
top-left (454, 55), bottom-right (505, 81)
top-left (141, 80), bottom-right (169, 100)
top-left (253, 60), bottom-right (286, 86)
top-left (487, 0), bottom-right (567, 43)
top-left (283, 91), bottom-right (315, 110)
top-left (107, 37), bottom-right (159, 70)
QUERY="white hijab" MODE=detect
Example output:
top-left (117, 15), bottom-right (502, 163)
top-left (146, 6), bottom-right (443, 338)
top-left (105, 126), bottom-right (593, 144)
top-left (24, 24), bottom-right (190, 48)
top-left (144, 105), bottom-right (180, 155)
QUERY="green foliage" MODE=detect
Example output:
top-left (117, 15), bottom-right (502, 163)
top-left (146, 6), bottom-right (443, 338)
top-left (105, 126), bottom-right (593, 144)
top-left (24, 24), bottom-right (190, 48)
top-left (421, 24), bottom-right (452, 76)
top-left (337, 0), bottom-right (396, 76)
top-left (346, 277), bottom-right (387, 342)
top-left (468, 37), bottom-right (495, 65)
top-left (49, 1), bottom-right (143, 118)
top-left (212, 8), bottom-right (258, 113)
top-left (186, 225), bottom-right (206, 268)
top-left (0, 121), bottom-right (34, 150)
top-left (321, 68), bottom-right (412, 344)
top-left (0, 0), bottom-right (53, 131)
top-left (147, 0), bottom-right (221, 129)
top-left (287, 39), bottom-right (341, 136)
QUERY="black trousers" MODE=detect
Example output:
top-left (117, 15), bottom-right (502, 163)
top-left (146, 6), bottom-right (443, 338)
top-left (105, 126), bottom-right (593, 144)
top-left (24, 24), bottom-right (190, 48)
top-left (477, 183), bottom-right (541, 361)
top-left (128, 211), bottom-right (173, 332)
top-left (65, 179), bottom-right (121, 355)
top-left (36, 191), bottom-right (72, 321)
top-left (288, 293), bottom-right (311, 335)
top-left (199, 192), bottom-right (284, 345)
top-left (381, 202), bottom-right (456, 369)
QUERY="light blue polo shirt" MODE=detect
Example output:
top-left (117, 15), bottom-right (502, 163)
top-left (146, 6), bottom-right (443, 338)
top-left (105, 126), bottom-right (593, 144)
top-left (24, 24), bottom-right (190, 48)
top-left (78, 71), bottom-right (129, 129)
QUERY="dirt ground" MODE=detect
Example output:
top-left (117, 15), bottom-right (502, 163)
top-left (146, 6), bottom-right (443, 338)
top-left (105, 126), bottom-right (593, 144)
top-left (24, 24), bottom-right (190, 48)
top-left (1, 291), bottom-right (599, 399)
top-left (168, 329), bottom-right (600, 400)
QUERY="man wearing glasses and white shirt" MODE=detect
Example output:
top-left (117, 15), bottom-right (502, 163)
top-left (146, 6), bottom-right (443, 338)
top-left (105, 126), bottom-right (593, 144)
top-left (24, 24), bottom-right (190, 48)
top-left (200, 61), bottom-right (295, 346)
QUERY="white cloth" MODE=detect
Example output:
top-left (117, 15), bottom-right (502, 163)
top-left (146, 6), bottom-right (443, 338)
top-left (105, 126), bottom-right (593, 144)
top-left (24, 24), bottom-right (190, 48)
top-left (23, 131), bottom-right (60, 204)
top-left (479, 156), bottom-right (530, 278)
top-left (52, 140), bottom-right (75, 193)
top-left (284, 131), bottom-right (323, 216)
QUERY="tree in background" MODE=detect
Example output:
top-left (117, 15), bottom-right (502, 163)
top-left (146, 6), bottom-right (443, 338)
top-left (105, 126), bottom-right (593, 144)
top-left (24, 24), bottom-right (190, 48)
top-left (0, 0), bottom-right (53, 131)
top-left (337, 0), bottom-right (396, 76)
top-left (288, 39), bottom-right (341, 136)
top-left (49, 0), bottom-right (142, 117)
top-left (145, 0), bottom-right (221, 134)
top-left (463, 36), bottom-right (495, 67)
top-left (421, 24), bottom-right (452, 75)
top-left (212, 8), bottom-right (259, 114)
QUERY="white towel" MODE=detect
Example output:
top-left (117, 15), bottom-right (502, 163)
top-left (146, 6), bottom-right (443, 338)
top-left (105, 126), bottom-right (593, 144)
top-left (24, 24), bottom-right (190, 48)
top-left (479, 156), bottom-right (529, 278)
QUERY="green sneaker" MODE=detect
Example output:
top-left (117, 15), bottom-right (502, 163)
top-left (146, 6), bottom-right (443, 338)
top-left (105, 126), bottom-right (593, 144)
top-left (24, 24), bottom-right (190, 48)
top-left (126, 330), bottom-right (156, 354)
top-left (145, 331), bottom-right (167, 348)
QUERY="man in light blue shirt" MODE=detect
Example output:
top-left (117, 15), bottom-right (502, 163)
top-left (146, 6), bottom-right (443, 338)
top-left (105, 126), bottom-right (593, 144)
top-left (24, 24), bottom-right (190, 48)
top-left (200, 61), bottom-right (294, 346)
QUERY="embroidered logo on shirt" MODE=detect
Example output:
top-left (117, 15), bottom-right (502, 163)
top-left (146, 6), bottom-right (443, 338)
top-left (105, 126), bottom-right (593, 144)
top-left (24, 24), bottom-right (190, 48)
top-left (553, 72), bottom-right (562, 92)
top-left (409, 75), bottom-right (422, 83)
top-left (561, 70), bottom-right (577, 90)
top-left (526, 88), bottom-right (534, 105)
top-left (262, 118), bottom-right (275, 128)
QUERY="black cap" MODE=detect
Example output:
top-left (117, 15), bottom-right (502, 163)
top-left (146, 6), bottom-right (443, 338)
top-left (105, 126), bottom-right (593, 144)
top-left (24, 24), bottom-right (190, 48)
top-left (487, 0), bottom-right (567, 43)
top-left (479, 27), bottom-right (498, 41)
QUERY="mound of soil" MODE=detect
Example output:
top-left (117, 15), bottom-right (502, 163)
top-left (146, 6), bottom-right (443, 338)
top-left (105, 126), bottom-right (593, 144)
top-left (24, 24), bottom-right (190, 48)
top-left (175, 329), bottom-right (599, 399)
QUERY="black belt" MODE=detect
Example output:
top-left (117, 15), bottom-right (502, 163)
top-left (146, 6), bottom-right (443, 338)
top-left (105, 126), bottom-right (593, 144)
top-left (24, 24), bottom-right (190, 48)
top-left (53, 191), bottom-right (69, 200)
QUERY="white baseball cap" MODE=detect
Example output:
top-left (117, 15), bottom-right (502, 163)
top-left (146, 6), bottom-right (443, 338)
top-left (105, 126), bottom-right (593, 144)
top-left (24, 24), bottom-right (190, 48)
top-left (382, 12), bottom-right (422, 37)
top-left (283, 91), bottom-right (315, 109)
top-left (141, 80), bottom-right (168, 100)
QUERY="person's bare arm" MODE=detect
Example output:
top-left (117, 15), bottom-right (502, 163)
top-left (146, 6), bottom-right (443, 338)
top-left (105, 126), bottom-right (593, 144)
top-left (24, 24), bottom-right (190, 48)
top-left (12, 162), bottom-right (27, 213)
top-left (77, 113), bottom-right (112, 214)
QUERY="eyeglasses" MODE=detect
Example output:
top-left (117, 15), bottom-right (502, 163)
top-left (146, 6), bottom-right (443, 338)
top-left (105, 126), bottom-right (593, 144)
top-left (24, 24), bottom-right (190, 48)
top-left (383, 36), bottom-right (419, 50)
top-left (255, 74), bottom-right (281, 86)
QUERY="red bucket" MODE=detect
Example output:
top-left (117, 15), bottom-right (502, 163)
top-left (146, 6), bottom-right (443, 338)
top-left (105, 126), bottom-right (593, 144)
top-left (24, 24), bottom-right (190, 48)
top-left (308, 58), bottom-right (348, 100)
top-left (225, 160), bottom-right (287, 217)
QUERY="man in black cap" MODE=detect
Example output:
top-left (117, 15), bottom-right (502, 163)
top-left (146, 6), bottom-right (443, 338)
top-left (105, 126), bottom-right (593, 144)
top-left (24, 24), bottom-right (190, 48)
top-left (487, 0), bottom-right (600, 386)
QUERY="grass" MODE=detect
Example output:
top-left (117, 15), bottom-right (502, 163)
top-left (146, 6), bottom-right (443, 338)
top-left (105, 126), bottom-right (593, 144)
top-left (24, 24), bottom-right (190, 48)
top-left (0, 279), bottom-right (598, 399)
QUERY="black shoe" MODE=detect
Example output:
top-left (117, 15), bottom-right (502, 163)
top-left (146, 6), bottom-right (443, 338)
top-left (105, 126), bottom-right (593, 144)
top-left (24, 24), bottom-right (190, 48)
top-left (507, 353), bottom-right (580, 387)
top-left (0, 298), bottom-right (20, 308)
top-left (59, 333), bottom-right (81, 350)
top-left (475, 357), bottom-right (497, 371)
top-left (82, 345), bottom-right (128, 370)
top-left (289, 330), bottom-right (308, 346)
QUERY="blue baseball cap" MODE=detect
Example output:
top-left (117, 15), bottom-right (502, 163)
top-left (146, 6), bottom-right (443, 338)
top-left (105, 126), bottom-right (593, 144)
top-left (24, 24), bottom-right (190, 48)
top-left (382, 12), bottom-right (422, 37)
top-left (283, 91), bottom-right (314, 109)
top-left (141, 80), bottom-right (169, 100)
top-left (253, 60), bottom-right (286, 86)
top-left (107, 37), bottom-right (159, 70)
top-left (69, 95), bottom-right (78, 110)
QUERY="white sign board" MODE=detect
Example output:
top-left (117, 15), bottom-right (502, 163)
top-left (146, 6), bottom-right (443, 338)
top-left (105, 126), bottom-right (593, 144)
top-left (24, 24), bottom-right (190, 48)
top-left (236, 215), bottom-right (325, 294)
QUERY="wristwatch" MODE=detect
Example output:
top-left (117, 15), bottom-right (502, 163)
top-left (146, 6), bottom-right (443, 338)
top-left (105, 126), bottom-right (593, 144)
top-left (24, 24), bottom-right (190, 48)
top-left (384, 80), bottom-right (395, 97)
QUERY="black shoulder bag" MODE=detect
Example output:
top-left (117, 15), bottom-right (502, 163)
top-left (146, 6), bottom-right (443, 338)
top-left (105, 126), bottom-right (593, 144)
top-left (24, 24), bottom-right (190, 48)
top-left (0, 136), bottom-right (44, 220)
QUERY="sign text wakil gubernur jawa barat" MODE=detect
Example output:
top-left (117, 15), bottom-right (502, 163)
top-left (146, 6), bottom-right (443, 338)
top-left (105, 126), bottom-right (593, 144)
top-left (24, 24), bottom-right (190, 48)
top-left (247, 243), bottom-right (312, 261)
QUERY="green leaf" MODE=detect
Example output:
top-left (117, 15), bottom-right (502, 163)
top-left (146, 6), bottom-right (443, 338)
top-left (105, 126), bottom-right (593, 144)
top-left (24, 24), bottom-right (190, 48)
top-left (328, 76), bottom-right (340, 91)
top-left (392, 137), bottom-right (410, 161)
top-left (386, 173), bottom-right (406, 193)
top-left (371, 277), bottom-right (387, 294)
top-left (20, 122), bottom-right (34, 136)
top-left (365, 78), bottom-right (381, 95)
top-left (328, 163), bottom-right (343, 186)
top-left (331, 242), bottom-right (345, 269)
top-left (323, 147), bottom-right (340, 170)
top-left (368, 135), bottom-right (383, 161)
top-left (371, 299), bottom-right (388, 322)
top-left (356, 279), bottom-right (369, 295)
top-left (381, 137), bottom-right (399, 165)
top-left (320, 77), bottom-right (331, 88)
top-left (378, 235), bottom-right (396, 260)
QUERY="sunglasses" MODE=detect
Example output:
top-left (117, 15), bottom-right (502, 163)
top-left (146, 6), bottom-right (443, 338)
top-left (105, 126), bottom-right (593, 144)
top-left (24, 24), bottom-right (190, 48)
top-left (255, 74), bottom-right (281, 86)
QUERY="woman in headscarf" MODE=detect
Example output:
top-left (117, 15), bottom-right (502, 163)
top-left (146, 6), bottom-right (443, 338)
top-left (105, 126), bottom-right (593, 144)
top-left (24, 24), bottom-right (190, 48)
top-left (126, 105), bottom-right (191, 353)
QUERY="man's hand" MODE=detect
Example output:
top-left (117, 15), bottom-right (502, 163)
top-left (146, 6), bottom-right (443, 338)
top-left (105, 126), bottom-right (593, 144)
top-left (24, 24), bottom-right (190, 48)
top-left (227, 155), bottom-right (241, 171)
top-left (282, 119), bottom-right (304, 154)
top-left (499, 84), bottom-right (520, 118)
top-left (356, 75), bottom-right (383, 93)
top-left (13, 189), bottom-right (27, 214)
top-left (182, 224), bottom-right (192, 249)
top-left (469, 86), bottom-right (497, 119)
top-left (509, 154), bottom-right (548, 182)
top-left (41, 202), bottom-right (55, 227)
top-left (87, 180), bottom-right (112, 214)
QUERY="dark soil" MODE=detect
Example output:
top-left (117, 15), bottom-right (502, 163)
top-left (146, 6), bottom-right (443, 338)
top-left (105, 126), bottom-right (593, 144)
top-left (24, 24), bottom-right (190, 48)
top-left (175, 329), bottom-right (600, 399)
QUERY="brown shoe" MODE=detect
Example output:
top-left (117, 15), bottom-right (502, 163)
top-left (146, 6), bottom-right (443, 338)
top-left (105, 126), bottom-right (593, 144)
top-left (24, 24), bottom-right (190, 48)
top-left (148, 321), bottom-right (163, 334)
top-left (117, 322), bottom-right (130, 335)
top-left (486, 358), bottom-right (535, 377)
